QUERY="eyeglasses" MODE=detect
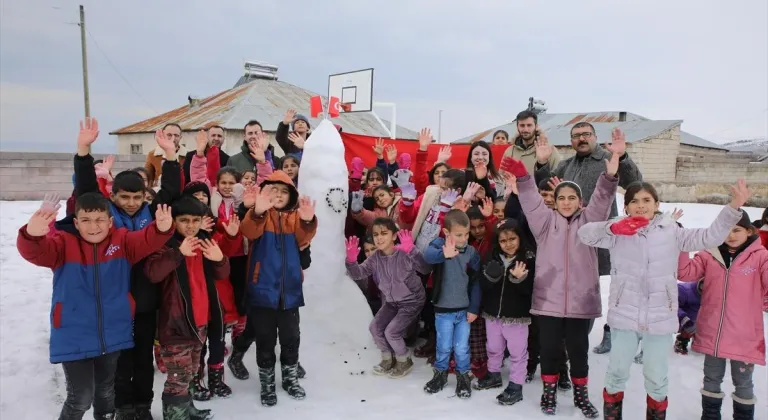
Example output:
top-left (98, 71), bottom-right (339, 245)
top-left (570, 132), bottom-right (594, 140)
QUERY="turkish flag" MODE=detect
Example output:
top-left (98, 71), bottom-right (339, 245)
top-left (310, 96), bottom-right (323, 118)
top-left (329, 96), bottom-right (341, 118)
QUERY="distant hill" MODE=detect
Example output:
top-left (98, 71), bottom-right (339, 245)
top-left (722, 137), bottom-right (768, 153)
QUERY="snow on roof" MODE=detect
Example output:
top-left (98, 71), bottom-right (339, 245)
top-left (110, 78), bottom-right (419, 139)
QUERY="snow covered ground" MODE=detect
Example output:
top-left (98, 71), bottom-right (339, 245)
top-left (0, 198), bottom-right (765, 419)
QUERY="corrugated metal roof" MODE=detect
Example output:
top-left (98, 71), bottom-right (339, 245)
top-left (452, 111), bottom-right (727, 150)
top-left (110, 79), bottom-right (419, 139)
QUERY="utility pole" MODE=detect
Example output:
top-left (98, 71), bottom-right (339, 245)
top-left (79, 5), bottom-right (90, 118)
top-left (438, 109), bottom-right (443, 143)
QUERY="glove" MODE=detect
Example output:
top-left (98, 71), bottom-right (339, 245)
top-left (397, 153), bottom-right (412, 170)
top-left (680, 317), bottom-right (695, 335)
top-left (439, 190), bottom-right (460, 211)
top-left (350, 157), bottom-right (365, 179)
top-left (350, 191), bottom-right (364, 213)
top-left (394, 230), bottom-right (415, 253)
top-left (399, 182), bottom-right (417, 205)
top-left (609, 216), bottom-right (649, 236)
top-left (232, 183), bottom-right (245, 208)
top-left (345, 236), bottom-right (360, 263)
top-left (484, 260), bottom-right (504, 283)
top-left (500, 156), bottom-right (528, 178)
top-left (390, 169), bottom-right (412, 187)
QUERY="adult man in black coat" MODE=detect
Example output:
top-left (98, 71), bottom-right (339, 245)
top-left (183, 125), bottom-right (229, 184)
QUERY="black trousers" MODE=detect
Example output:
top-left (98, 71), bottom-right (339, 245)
top-left (251, 307), bottom-right (301, 368)
top-left (229, 256), bottom-right (249, 316)
top-left (527, 315), bottom-right (569, 376)
top-left (200, 319), bottom-right (226, 366)
top-left (114, 311), bottom-right (156, 408)
top-left (537, 316), bottom-right (591, 379)
top-left (59, 351), bottom-right (120, 420)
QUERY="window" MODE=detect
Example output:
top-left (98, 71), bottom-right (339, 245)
top-left (130, 144), bottom-right (143, 155)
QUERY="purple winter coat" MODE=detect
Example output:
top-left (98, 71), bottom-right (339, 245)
top-left (518, 172), bottom-right (618, 319)
top-left (677, 280), bottom-right (702, 327)
top-left (346, 247), bottom-right (431, 305)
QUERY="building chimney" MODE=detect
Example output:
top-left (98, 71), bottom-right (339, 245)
top-left (619, 111), bottom-right (627, 122)
top-left (188, 95), bottom-right (201, 110)
top-left (244, 61), bottom-right (279, 81)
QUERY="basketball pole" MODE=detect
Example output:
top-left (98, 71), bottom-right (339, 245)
top-left (372, 102), bottom-right (396, 139)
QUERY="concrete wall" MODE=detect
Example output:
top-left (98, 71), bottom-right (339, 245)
top-left (652, 182), bottom-right (768, 208)
top-left (0, 152), bottom-right (145, 200)
top-left (675, 155), bottom-right (768, 184)
top-left (678, 144), bottom-right (728, 157)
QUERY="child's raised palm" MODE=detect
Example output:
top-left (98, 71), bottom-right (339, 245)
top-left (385, 144), bottom-right (398, 163)
top-left (26, 209), bottom-right (57, 237)
top-left (345, 236), bottom-right (360, 262)
top-left (394, 230), bottom-right (414, 253)
top-left (288, 132), bottom-right (304, 149)
top-left (200, 239), bottom-right (224, 262)
top-left (242, 186), bottom-right (259, 208)
top-left (201, 216), bottom-right (215, 233)
top-left (77, 117), bottom-right (100, 148)
top-left (297, 196), bottom-right (316, 221)
top-left (253, 186), bottom-right (276, 214)
top-left (179, 237), bottom-right (200, 256)
top-left (443, 236), bottom-right (458, 258)
top-left (480, 197), bottom-right (493, 218)
top-left (510, 260), bottom-right (528, 279)
top-left (463, 182), bottom-right (481, 202)
top-left (155, 204), bottom-right (174, 232)
top-left (40, 192), bottom-right (62, 214)
top-left (224, 217), bottom-right (240, 237)
top-left (437, 146), bottom-right (451, 163)
top-left (195, 130), bottom-right (208, 154)
top-left (372, 138), bottom-right (385, 157)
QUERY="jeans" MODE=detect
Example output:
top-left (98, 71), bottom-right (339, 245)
top-left (59, 351), bottom-right (121, 420)
top-left (114, 312), bottom-right (156, 408)
top-left (434, 311), bottom-right (471, 373)
top-left (604, 329), bottom-right (671, 402)
top-left (485, 319), bottom-right (528, 385)
top-left (702, 354), bottom-right (755, 402)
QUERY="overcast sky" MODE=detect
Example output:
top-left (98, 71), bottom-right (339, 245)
top-left (1, 0), bottom-right (766, 153)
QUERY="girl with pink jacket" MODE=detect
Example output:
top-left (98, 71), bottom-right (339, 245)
top-left (678, 209), bottom-right (768, 420)
top-left (578, 180), bottom-right (749, 420)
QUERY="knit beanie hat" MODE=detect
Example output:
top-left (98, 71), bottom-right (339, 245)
top-left (292, 114), bottom-right (310, 130)
top-left (736, 209), bottom-right (753, 230)
top-left (183, 181), bottom-right (210, 202)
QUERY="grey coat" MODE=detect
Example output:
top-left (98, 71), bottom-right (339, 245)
top-left (535, 147), bottom-right (643, 275)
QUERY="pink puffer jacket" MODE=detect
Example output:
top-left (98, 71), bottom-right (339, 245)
top-left (677, 238), bottom-right (768, 365)
top-left (518, 172), bottom-right (618, 319)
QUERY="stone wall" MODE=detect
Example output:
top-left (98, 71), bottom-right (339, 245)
top-left (652, 182), bottom-right (768, 208)
top-left (675, 155), bottom-right (768, 184)
top-left (678, 144), bottom-right (728, 157)
top-left (0, 152), bottom-right (145, 200)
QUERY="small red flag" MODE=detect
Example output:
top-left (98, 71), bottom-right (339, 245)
top-left (310, 96), bottom-right (323, 118)
top-left (328, 96), bottom-right (341, 118)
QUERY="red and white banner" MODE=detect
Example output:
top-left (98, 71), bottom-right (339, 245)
top-left (339, 132), bottom-right (511, 170)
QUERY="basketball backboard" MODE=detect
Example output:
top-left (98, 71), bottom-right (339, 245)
top-left (328, 68), bottom-right (374, 113)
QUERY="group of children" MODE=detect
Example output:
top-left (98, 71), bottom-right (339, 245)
top-left (342, 126), bottom-right (768, 420)
top-left (16, 113), bottom-right (768, 420)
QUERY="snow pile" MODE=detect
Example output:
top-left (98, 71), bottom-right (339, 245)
top-left (0, 198), bottom-right (765, 419)
top-left (297, 120), bottom-right (377, 376)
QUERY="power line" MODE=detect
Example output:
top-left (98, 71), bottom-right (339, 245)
top-left (707, 108), bottom-right (768, 138)
top-left (85, 28), bottom-right (157, 114)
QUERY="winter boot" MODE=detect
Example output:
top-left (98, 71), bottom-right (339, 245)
top-left (414, 331), bottom-right (435, 358)
top-left (473, 371), bottom-right (502, 390)
top-left (496, 382), bottom-right (523, 405)
top-left (571, 377), bottom-right (599, 418)
top-left (297, 362), bottom-right (306, 379)
top-left (227, 347), bottom-right (249, 380)
top-left (700, 390), bottom-right (723, 420)
top-left (188, 400), bottom-right (213, 420)
top-left (592, 327), bottom-right (612, 354)
top-left (154, 341), bottom-right (167, 374)
top-left (388, 356), bottom-right (414, 379)
top-left (603, 389), bottom-right (624, 420)
top-left (207, 363), bottom-right (232, 398)
top-left (189, 364), bottom-right (212, 401)
top-left (540, 374), bottom-right (558, 415)
top-left (557, 374), bottom-right (572, 391)
top-left (258, 366), bottom-right (277, 407)
top-left (455, 371), bottom-right (472, 399)
top-left (134, 403), bottom-right (153, 420)
top-left (674, 336), bottom-right (690, 355)
top-left (372, 353), bottom-right (395, 376)
top-left (281, 364), bottom-right (306, 400)
top-left (525, 370), bottom-right (535, 383)
top-left (732, 394), bottom-right (755, 420)
top-left (95, 413), bottom-right (116, 420)
top-left (161, 395), bottom-right (190, 420)
top-left (423, 369), bottom-right (448, 394)
top-left (646, 395), bottom-right (668, 420)
top-left (115, 406), bottom-right (136, 420)
top-left (634, 350), bottom-right (644, 364)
